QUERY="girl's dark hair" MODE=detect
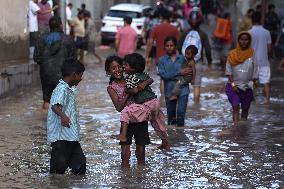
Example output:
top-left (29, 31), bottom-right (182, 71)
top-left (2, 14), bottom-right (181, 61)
top-left (186, 45), bottom-right (198, 56)
top-left (164, 36), bottom-right (177, 46)
top-left (105, 55), bottom-right (123, 84)
top-left (62, 59), bottom-right (85, 77)
top-left (124, 53), bottom-right (145, 73)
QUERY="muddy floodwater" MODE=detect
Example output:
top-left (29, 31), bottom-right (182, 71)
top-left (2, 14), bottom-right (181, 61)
top-left (0, 52), bottom-right (284, 188)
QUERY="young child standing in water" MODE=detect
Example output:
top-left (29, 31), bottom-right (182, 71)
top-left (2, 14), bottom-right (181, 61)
top-left (47, 59), bottom-right (86, 174)
top-left (158, 36), bottom-right (192, 127)
top-left (106, 54), bottom-right (170, 151)
top-left (169, 45), bottom-right (197, 101)
top-left (226, 31), bottom-right (258, 122)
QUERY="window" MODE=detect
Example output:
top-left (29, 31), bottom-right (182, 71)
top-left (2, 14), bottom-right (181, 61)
top-left (107, 10), bottom-right (141, 18)
top-left (142, 8), bottom-right (153, 17)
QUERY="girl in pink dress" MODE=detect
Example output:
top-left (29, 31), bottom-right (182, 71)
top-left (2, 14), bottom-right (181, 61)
top-left (105, 55), bottom-right (169, 150)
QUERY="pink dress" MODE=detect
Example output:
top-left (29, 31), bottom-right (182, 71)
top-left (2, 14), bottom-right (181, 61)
top-left (110, 81), bottom-right (167, 139)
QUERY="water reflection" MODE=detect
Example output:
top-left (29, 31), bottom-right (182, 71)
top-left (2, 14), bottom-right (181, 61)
top-left (0, 58), bottom-right (283, 188)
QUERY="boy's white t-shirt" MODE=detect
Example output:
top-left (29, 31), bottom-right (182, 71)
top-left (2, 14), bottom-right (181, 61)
top-left (249, 25), bottom-right (271, 67)
top-left (28, 0), bottom-right (40, 32)
top-left (66, 6), bottom-right (72, 35)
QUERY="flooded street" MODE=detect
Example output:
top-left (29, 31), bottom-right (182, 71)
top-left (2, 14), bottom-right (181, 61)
top-left (0, 46), bottom-right (284, 188)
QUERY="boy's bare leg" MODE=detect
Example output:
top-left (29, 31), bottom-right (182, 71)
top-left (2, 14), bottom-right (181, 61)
top-left (194, 87), bottom-right (201, 104)
top-left (78, 49), bottom-right (85, 64)
top-left (135, 145), bottom-right (145, 166)
top-left (158, 139), bottom-right (170, 150)
top-left (117, 122), bottom-right (128, 142)
top-left (121, 145), bottom-right (131, 168)
top-left (263, 83), bottom-right (270, 104)
top-left (93, 49), bottom-right (103, 64)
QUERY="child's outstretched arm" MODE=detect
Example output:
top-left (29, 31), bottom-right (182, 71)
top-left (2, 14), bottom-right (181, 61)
top-left (51, 104), bottom-right (70, 128)
top-left (107, 86), bottom-right (129, 112)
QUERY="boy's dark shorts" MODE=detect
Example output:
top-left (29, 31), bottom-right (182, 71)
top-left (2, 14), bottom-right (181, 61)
top-left (75, 36), bottom-right (88, 50)
top-left (120, 121), bottom-right (150, 146)
top-left (30, 32), bottom-right (38, 47)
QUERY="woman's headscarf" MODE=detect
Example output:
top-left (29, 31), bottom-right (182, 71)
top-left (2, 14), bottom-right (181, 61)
top-left (227, 31), bottom-right (254, 66)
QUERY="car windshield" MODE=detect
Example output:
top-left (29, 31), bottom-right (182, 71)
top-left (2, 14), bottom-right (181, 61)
top-left (107, 10), bottom-right (141, 18)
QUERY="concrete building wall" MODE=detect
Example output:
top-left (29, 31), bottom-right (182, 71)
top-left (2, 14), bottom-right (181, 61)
top-left (0, 0), bottom-right (39, 97)
top-left (0, 0), bottom-right (29, 62)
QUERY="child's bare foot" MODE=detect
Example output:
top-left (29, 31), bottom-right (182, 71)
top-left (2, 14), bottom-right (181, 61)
top-left (158, 140), bottom-right (170, 150)
top-left (169, 95), bottom-right (177, 101)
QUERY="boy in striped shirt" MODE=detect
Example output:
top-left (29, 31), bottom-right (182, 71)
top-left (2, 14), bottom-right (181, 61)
top-left (47, 59), bottom-right (86, 174)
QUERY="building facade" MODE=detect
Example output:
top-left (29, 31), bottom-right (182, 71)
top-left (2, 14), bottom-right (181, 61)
top-left (0, 0), bottom-right (38, 97)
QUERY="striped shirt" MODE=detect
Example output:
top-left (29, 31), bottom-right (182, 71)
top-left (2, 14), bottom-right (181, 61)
top-left (47, 79), bottom-right (80, 143)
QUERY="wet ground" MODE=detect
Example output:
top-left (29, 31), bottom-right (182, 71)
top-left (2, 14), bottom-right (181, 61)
top-left (0, 43), bottom-right (284, 189)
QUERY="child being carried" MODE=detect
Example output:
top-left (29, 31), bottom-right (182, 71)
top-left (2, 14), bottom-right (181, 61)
top-left (169, 45), bottom-right (197, 101)
top-left (121, 53), bottom-right (169, 149)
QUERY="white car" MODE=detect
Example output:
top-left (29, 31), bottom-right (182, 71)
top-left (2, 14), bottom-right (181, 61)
top-left (100, 3), bottom-right (152, 47)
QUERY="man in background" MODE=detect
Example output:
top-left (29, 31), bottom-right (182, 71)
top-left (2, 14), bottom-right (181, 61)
top-left (249, 12), bottom-right (272, 104)
top-left (66, 3), bottom-right (73, 35)
top-left (115, 16), bottom-right (138, 59)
